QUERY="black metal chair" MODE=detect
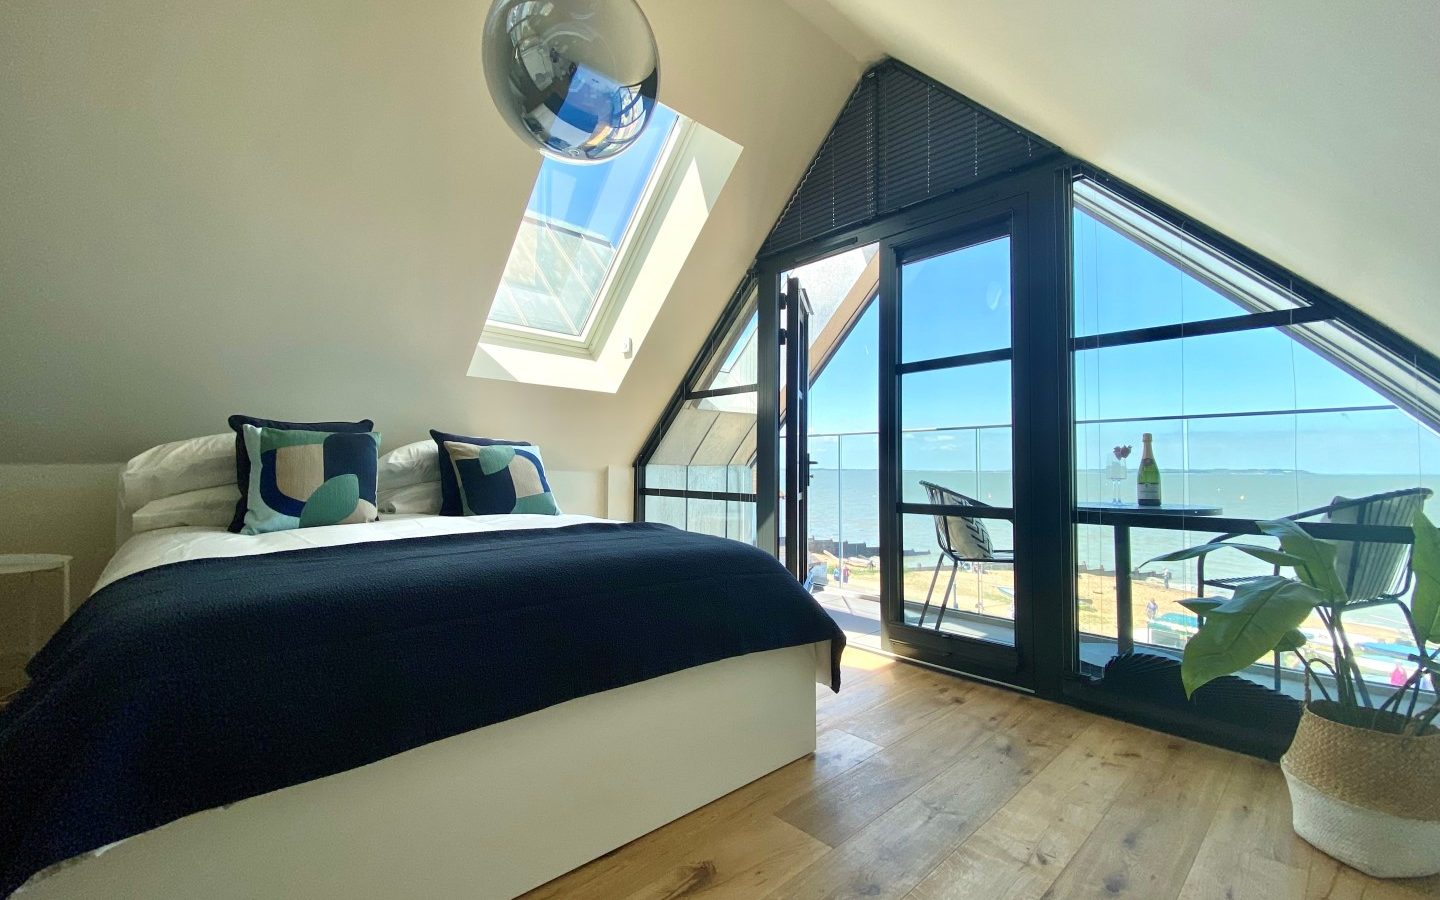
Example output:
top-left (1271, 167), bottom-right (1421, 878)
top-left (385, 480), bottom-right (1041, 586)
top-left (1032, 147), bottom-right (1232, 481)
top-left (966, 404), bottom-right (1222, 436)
top-left (1189, 487), bottom-right (1432, 689)
top-left (917, 481), bottom-right (1013, 630)
top-left (1196, 487), bottom-right (1432, 603)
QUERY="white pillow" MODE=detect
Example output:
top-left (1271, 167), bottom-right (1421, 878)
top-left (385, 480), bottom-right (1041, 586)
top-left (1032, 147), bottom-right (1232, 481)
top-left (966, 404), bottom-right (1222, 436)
top-left (378, 440), bottom-right (440, 492)
top-left (131, 484), bottom-right (241, 534)
top-left (379, 482), bottom-right (441, 516)
top-left (121, 433), bottom-right (236, 513)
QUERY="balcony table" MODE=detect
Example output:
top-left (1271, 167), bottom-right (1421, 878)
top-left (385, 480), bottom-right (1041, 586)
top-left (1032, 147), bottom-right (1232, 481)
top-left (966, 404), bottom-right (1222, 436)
top-left (1075, 502), bottom-right (1224, 654)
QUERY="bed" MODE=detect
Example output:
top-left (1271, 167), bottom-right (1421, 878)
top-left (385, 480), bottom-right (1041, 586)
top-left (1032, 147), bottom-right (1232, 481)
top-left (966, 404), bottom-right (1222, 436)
top-left (1, 512), bottom-right (843, 899)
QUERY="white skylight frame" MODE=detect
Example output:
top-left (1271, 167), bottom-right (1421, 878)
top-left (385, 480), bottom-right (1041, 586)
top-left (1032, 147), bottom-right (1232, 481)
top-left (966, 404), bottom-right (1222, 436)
top-left (483, 113), bottom-right (697, 359)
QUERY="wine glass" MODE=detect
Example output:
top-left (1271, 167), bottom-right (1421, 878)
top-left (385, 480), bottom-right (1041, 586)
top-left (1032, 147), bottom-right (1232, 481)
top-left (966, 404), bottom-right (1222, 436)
top-left (1105, 460), bottom-right (1127, 505)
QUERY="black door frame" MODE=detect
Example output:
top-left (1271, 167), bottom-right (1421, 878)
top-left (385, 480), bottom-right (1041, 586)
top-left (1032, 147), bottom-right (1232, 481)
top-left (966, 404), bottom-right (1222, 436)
top-left (749, 164), bottom-right (1071, 694)
top-left (874, 176), bottom-right (1068, 690)
top-left (781, 276), bottom-right (813, 578)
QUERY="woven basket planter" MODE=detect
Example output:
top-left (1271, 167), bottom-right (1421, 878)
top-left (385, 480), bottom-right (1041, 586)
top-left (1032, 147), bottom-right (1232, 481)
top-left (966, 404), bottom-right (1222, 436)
top-left (1281, 701), bottom-right (1440, 878)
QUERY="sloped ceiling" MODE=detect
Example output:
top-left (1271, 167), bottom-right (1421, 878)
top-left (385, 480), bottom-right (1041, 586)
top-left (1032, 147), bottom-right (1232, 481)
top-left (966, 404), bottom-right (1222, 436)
top-left (0, 1), bottom-right (861, 470)
top-left (787, 0), bottom-right (1440, 359)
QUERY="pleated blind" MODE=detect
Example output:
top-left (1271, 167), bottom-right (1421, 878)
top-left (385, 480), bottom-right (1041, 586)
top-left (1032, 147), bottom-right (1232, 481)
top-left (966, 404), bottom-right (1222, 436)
top-left (761, 61), bottom-right (1058, 257)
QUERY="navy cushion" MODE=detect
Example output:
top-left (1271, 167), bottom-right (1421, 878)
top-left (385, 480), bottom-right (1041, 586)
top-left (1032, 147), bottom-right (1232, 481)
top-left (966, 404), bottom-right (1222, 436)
top-left (428, 429), bottom-right (530, 516)
top-left (228, 415), bottom-right (375, 533)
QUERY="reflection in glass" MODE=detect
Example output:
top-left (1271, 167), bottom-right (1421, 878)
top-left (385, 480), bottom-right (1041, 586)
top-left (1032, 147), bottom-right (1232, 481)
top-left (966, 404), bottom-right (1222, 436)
top-left (781, 245), bottom-right (880, 352)
top-left (482, 0), bottom-right (661, 163)
top-left (697, 299), bottom-right (758, 393)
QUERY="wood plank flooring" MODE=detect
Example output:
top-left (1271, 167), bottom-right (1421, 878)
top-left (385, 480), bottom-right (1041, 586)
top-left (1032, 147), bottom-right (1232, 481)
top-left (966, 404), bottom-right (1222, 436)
top-left (524, 647), bottom-right (1440, 899)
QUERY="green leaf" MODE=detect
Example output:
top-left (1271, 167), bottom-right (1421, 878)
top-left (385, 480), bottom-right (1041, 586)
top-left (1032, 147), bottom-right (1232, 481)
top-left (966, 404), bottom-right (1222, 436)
top-left (1412, 511), bottom-right (1440, 645)
top-left (1256, 519), bottom-right (1346, 603)
top-left (1179, 598), bottom-right (1223, 616)
top-left (1207, 579), bottom-right (1324, 616)
top-left (1145, 542), bottom-right (1302, 570)
top-left (1181, 577), bottom-right (1321, 697)
top-left (1274, 628), bottom-right (1308, 653)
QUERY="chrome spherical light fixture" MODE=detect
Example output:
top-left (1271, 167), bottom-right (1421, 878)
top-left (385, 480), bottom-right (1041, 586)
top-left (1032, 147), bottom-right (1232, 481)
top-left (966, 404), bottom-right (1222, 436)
top-left (482, 0), bottom-right (660, 164)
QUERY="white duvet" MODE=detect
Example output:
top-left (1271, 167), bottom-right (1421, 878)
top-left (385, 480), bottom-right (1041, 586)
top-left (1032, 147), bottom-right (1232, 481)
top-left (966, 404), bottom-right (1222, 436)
top-left (96, 513), bottom-right (610, 594)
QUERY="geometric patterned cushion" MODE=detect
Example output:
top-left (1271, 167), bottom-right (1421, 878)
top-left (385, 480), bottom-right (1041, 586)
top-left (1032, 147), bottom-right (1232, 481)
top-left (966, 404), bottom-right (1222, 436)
top-left (227, 414), bottom-right (375, 532)
top-left (240, 426), bottom-right (381, 534)
top-left (442, 441), bottom-right (560, 517)
top-left (428, 429), bottom-right (532, 516)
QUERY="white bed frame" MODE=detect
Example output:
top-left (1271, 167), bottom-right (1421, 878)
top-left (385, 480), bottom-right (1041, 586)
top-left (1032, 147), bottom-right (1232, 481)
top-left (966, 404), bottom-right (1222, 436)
top-left (17, 641), bottom-right (828, 900)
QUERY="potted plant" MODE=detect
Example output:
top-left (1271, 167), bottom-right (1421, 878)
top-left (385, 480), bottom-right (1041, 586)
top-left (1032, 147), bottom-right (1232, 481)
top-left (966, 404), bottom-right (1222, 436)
top-left (1148, 514), bottom-right (1440, 878)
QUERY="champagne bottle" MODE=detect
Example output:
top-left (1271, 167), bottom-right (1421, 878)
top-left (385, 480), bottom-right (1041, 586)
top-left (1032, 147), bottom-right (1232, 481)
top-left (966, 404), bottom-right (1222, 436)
top-left (1137, 432), bottom-right (1161, 506)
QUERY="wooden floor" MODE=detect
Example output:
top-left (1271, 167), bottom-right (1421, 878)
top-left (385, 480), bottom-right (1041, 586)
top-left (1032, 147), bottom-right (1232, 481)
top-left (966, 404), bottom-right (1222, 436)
top-left (525, 648), bottom-right (1440, 900)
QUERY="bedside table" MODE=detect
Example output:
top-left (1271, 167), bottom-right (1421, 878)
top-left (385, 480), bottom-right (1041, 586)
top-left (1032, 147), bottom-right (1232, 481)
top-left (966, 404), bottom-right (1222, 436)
top-left (0, 554), bottom-right (72, 704)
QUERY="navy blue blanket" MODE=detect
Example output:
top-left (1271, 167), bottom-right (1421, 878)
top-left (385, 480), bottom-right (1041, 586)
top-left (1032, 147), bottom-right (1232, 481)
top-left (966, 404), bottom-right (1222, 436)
top-left (0, 522), bottom-right (843, 895)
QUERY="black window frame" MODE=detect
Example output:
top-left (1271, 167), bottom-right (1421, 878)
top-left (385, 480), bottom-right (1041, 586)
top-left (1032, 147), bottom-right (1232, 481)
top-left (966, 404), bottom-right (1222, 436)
top-left (634, 62), bottom-right (1440, 757)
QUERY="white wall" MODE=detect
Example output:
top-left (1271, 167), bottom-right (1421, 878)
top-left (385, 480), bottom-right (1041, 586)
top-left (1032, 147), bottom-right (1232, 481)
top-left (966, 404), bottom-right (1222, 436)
top-left (0, 2), bottom-right (862, 596)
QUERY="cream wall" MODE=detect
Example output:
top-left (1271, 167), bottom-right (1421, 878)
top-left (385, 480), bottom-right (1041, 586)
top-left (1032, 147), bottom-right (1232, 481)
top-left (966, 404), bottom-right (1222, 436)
top-left (0, 466), bottom-right (117, 606)
top-left (0, 2), bottom-right (862, 595)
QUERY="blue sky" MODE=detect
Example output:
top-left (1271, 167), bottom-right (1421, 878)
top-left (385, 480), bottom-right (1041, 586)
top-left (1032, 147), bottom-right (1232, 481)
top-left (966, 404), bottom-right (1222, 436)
top-left (805, 210), bottom-right (1435, 479)
top-left (525, 104), bottom-right (677, 245)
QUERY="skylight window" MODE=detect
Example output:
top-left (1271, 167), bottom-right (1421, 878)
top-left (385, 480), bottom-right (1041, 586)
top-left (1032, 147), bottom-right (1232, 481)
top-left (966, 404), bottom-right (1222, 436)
top-left (487, 105), bottom-right (681, 340)
top-left (472, 108), bottom-right (742, 392)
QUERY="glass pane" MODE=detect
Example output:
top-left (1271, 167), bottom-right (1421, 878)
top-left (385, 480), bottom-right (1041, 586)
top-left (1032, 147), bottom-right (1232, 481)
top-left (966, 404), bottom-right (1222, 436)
top-left (1075, 329), bottom-right (1319, 423)
top-left (648, 395), bottom-right (756, 472)
top-left (488, 105), bottom-right (680, 337)
top-left (643, 389), bottom-right (756, 539)
top-left (1076, 524), bottom-right (1238, 660)
top-left (684, 498), bottom-right (755, 543)
top-left (900, 512), bottom-right (1014, 646)
top-left (643, 464), bottom-right (685, 491)
top-left (808, 433), bottom-right (841, 558)
top-left (1072, 178), bottom-right (1303, 338)
top-left (703, 313), bottom-right (758, 392)
top-left (696, 290), bottom-right (759, 393)
top-left (1075, 418), bottom-right (1185, 508)
top-left (901, 236), bottom-right (1011, 363)
top-left (808, 300), bottom-right (878, 436)
top-left (1067, 179), bottom-right (1440, 715)
top-left (807, 296), bottom-right (883, 649)
top-left (901, 362), bottom-right (1013, 508)
top-left (645, 495), bottom-right (686, 530)
top-left (1287, 318), bottom-right (1440, 433)
top-left (781, 244), bottom-right (880, 353)
top-left (684, 498), bottom-right (724, 538)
